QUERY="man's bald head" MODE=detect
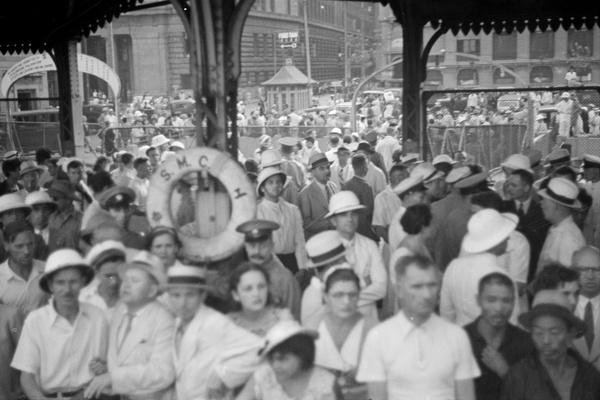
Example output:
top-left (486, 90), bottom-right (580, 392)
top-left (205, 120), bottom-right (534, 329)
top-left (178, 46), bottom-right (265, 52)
top-left (572, 246), bottom-right (600, 298)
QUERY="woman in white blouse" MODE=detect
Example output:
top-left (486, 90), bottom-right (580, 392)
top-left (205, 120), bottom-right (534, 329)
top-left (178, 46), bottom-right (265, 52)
top-left (315, 268), bottom-right (375, 400)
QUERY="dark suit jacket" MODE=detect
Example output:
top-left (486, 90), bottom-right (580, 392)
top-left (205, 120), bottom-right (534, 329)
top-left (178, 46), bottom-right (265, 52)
top-left (343, 176), bottom-right (378, 241)
top-left (298, 180), bottom-right (337, 239)
top-left (504, 199), bottom-right (550, 281)
top-left (0, 304), bottom-right (24, 400)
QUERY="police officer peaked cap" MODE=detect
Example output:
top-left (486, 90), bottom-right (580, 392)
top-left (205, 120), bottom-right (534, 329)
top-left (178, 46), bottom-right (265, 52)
top-left (236, 219), bottom-right (280, 242)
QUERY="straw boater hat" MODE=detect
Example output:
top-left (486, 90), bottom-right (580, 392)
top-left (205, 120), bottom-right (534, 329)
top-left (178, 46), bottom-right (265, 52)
top-left (85, 240), bottom-right (127, 270)
top-left (544, 149), bottom-right (571, 168)
top-left (39, 249), bottom-right (95, 293)
top-left (19, 160), bottom-right (43, 177)
top-left (325, 191), bottom-right (365, 218)
top-left (410, 162), bottom-right (445, 183)
top-left (151, 134), bottom-right (171, 148)
top-left (307, 153), bottom-right (332, 171)
top-left (25, 191), bottom-right (57, 210)
top-left (538, 177), bottom-right (581, 208)
top-left (305, 230), bottom-right (347, 268)
top-left (259, 320), bottom-right (318, 356)
top-left (501, 154), bottom-right (533, 174)
top-left (518, 289), bottom-right (587, 334)
top-left (0, 193), bottom-right (32, 216)
top-left (462, 209), bottom-right (517, 253)
top-left (165, 264), bottom-right (211, 291)
top-left (256, 167), bottom-right (287, 197)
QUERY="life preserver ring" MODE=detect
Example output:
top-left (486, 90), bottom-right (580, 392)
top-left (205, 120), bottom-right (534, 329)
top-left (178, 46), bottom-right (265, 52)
top-left (147, 147), bottom-right (257, 263)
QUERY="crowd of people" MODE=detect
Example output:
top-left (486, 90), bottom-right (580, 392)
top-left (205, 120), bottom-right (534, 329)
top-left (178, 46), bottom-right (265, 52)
top-left (1, 117), bottom-right (600, 400)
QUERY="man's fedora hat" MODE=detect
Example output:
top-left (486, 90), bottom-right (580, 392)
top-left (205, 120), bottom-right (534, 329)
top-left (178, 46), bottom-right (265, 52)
top-left (353, 141), bottom-right (374, 155)
top-left (462, 209), bottom-right (517, 253)
top-left (151, 134), bottom-right (171, 148)
top-left (544, 149), bottom-right (571, 168)
top-left (47, 180), bottom-right (79, 202)
top-left (0, 193), bottom-right (31, 216)
top-left (325, 191), bottom-right (365, 218)
top-left (308, 153), bottom-right (333, 171)
top-left (39, 249), bottom-right (95, 293)
top-left (518, 289), bottom-right (587, 334)
top-left (306, 230), bottom-right (347, 268)
top-left (501, 154), bottom-right (533, 174)
top-left (19, 160), bottom-right (43, 177)
top-left (538, 177), bottom-right (581, 208)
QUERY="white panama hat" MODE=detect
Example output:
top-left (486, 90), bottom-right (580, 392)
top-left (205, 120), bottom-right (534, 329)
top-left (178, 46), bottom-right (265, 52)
top-left (151, 134), bottom-right (171, 148)
top-left (462, 209), bottom-right (517, 253)
top-left (538, 177), bottom-right (582, 208)
top-left (501, 154), bottom-right (533, 174)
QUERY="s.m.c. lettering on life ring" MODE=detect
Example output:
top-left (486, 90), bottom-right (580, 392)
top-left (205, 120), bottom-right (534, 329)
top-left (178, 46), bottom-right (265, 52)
top-left (147, 147), bottom-right (257, 263)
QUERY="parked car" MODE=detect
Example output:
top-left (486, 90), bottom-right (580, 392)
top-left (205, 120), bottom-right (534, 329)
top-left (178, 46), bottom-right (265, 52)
top-left (170, 99), bottom-right (195, 116)
top-left (83, 103), bottom-right (114, 123)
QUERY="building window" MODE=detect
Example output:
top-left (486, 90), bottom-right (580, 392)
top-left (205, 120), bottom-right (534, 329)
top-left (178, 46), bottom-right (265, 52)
top-left (392, 57), bottom-right (403, 80)
top-left (530, 66), bottom-right (553, 84)
top-left (426, 69), bottom-right (443, 86)
top-left (493, 32), bottom-right (517, 60)
top-left (530, 31), bottom-right (554, 59)
top-left (568, 30), bottom-right (593, 57)
top-left (493, 67), bottom-right (516, 85)
top-left (457, 68), bottom-right (478, 86)
top-left (181, 74), bottom-right (192, 89)
top-left (456, 39), bottom-right (480, 62)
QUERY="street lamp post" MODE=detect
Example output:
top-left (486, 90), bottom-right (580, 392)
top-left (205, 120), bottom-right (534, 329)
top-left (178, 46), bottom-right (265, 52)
top-left (302, 0), bottom-right (313, 99)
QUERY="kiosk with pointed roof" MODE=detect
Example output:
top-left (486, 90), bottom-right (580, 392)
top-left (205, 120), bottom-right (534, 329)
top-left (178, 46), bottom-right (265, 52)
top-left (262, 65), bottom-right (317, 114)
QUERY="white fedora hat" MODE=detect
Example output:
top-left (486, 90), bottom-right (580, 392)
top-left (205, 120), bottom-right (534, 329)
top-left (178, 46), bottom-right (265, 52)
top-left (256, 167), bottom-right (287, 197)
top-left (165, 264), bottom-right (211, 291)
top-left (392, 175), bottom-right (427, 197)
top-left (151, 134), bottom-right (171, 148)
top-left (0, 193), bottom-right (31, 216)
top-left (85, 240), bottom-right (126, 269)
top-left (410, 162), bottom-right (444, 183)
top-left (501, 154), bottom-right (533, 174)
top-left (25, 191), bottom-right (57, 209)
top-left (122, 250), bottom-right (167, 287)
top-left (325, 191), bottom-right (365, 218)
top-left (169, 141), bottom-right (185, 150)
top-left (259, 320), bottom-right (318, 356)
top-left (260, 149), bottom-right (283, 168)
top-left (306, 230), bottom-right (347, 268)
top-left (19, 160), bottom-right (43, 177)
top-left (462, 209), bottom-right (517, 253)
top-left (538, 177), bottom-right (582, 208)
top-left (446, 166), bottom-right (471, 184)
top-left (39, 249), bottom-right (95, 293)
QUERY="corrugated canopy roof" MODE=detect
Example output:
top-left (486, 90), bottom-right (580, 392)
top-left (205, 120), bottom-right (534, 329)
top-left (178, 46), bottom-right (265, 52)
top-left (261, 66), bottom-right (318, 86)
top-left (0, 0), bottom-right (144, 54)
top-left (380, 0), bottom-right (600, 35)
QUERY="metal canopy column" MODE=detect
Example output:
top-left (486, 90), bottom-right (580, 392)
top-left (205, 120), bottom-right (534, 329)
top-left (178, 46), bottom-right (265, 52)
top-left (399, 0), bottom-right (424, 156)
top-left (51, 38), bottom-right (85, 158)
top-left (171, 0), bottom-right (254, 156)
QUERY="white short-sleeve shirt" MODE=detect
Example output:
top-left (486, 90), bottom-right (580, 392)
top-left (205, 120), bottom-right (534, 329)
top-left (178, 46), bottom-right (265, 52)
top-left (11, 302), bottom-right (108, 393)
top-left (356, 311), bottom-right (480, 400)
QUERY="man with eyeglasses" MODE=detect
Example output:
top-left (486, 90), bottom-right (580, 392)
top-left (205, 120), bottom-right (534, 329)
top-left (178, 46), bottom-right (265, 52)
top-left (572, 246), bottom-right (600, 371)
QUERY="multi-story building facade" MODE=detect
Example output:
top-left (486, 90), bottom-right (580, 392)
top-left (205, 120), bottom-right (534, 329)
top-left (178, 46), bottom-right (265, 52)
top-left (378, 5), bottom-right (600, 90)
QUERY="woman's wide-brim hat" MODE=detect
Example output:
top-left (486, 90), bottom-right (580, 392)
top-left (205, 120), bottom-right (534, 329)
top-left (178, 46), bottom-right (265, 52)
top-left (256, 167), bottom-right (287, 197)
top-left (519, 289), bottom-right (587, 335)
top-left (325, 191), bottom-right (365, 218)
top-left (39, 249), bottom-right (94, 293)
top-left (259, 320), bottom-right (318, 356)
top-left (462, 209), bottom-right (517, 253)
top-left (538, 177), bottom-right (581, 208)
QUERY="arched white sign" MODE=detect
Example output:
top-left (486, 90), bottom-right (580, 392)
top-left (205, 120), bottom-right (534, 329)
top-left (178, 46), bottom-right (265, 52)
top-left (1, 53), bottom-right (121, 98)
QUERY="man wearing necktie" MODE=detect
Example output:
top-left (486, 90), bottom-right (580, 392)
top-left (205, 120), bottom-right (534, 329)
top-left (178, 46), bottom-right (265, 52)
top-left (572, 247), bottom-right (600, 371)
top-left (85, 253), bottom-right (175, 400)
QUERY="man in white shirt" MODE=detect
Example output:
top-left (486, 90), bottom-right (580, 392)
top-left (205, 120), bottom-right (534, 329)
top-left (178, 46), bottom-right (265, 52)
top-left (326, 191), bottom-right (387, 324)
top-left (376, 129), bottom-right (402, 172)
top-left (330, 146), bottom-right (354, 190)
top-left (128, 157), bottom-right (151, 213)
top-left (538, 177), bottom-right (586, 274)
top-left (85, 253), bottom-right (175, 399)
top-left (572, 247), bottom-right (600, 371)
top-left (373, 163), bottom-right (407, 241)
top-left (0, 220), bottom-right (48, 316)
top-left (11, 249), bottom-right (107, 400)
top-left (354, 142), bottom-right (387, 197)
top-left (112, 152), bottom-right (137, 188)
top-left (441, 209), bottom-right (520, 326)
top-left (357, 254), bottom-right (480, 400)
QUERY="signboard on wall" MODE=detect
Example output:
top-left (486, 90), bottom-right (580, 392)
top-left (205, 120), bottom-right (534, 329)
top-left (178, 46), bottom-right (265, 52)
top-left (278, 31), bottom-right (299, 48)
top-left (1, 53), bottom-right (121, 98)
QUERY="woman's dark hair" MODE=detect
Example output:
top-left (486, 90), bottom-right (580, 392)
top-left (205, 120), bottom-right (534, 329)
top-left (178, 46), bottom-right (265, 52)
top-left (229, 262), bottom-right (272, 306)
top-left (148, 226), bottom-right (181, 249)
top-left (268, 334), bottom-right (315, 370)
top-left (324, 268), bottom-right (360, 293)
top-left (400, 204), bottom-right (432, 235)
